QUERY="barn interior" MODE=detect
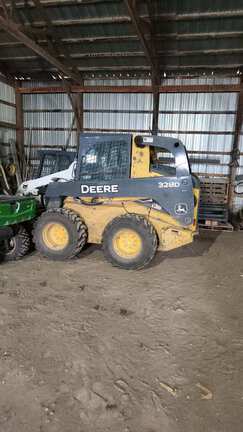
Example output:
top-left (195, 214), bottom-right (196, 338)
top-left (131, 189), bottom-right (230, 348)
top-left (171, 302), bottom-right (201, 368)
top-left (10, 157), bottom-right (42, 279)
top-left (0, 1), bottom-right (243, 432)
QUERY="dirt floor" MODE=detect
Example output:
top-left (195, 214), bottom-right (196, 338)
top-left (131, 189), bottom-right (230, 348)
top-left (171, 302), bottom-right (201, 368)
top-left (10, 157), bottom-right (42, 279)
top-left (0, 231), bottom-right (243, 432)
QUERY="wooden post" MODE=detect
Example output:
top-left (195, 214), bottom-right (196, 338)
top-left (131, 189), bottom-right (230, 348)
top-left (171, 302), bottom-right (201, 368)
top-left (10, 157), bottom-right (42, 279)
top-left (74, 92), bottom-right (83, 149)
top-left (152, 70), bottom-right (160, 136)
top-left (15, 89), bottom-right (25, 173)
top-left (228, 78), bottom-right (243, 212)
top-left (152, 87), bottom-right (160, 135)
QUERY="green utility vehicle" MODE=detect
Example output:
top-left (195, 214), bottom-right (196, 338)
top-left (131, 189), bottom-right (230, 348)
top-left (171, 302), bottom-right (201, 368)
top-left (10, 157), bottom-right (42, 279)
top-left (0, 195), bottom-right (37, 261)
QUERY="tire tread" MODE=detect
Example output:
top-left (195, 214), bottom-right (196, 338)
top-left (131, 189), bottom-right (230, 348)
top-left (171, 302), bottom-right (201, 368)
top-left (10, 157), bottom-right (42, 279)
top-left (33, 208), bottom-right (88, 260)
top-left (3, 225), bottom-right (31, 261)
top-left (102, 214), bottom-right (157, 270)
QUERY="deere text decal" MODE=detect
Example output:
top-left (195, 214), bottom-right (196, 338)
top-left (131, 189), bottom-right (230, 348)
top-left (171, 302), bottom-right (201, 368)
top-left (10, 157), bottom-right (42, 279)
top-left (81, 184), bottom-right (119, 194)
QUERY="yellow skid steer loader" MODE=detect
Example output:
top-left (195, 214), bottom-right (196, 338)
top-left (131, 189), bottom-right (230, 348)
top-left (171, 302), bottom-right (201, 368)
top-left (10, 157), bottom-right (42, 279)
top-left (33, 134), bottom-right (200, 269)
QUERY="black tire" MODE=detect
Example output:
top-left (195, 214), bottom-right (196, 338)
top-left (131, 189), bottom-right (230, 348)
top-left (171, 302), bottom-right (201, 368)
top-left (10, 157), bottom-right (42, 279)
top-left (102, 214), bottom-right (157, 270)
top-left (2, 225), bottom-right (31, 261)
top-left (33, 208), bottom-right (87, 260)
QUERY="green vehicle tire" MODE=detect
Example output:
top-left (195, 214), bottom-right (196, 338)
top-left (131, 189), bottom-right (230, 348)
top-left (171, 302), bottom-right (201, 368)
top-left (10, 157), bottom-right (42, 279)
top-left (1, 225), bottom-right (31, 261)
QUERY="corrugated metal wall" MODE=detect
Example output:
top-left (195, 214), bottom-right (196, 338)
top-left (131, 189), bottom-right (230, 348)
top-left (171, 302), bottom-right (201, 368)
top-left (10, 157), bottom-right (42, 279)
top-left (22, 77), bottom-right (243, 210)
top-left (0, 81), bottom-right (16, 162)
top-left (158, 91), bottom-right (237, 177)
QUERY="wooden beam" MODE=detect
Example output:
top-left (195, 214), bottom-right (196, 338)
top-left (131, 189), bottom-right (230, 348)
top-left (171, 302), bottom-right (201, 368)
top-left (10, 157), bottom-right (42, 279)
top-left (32, 0), bottom-right (74, 64)
top-left (142, 0), bottom-right (160, 135)
top-left (152, 91), bottom-right (159, 135)
top-left (5, 0), bottom-right (113, 7)
top-left (0, 98), bottom-right (16, 107)
top-left (124, 0), bottom-right (159, 84)
top-left (15, 91), bottom-right (25, 170)
top-left (16, 84), bottom-right (241, 94)
top-left (0, 0), bottom-right (9, 19)
top-left (75, 93), bottom-right (84, 133)
top-left (22, 127), bottom-right (235, 135)
top-left (4, 47), bottom-right (243, 61)
top-left (22, 108), bottom-right (236, 115)
top-left (0, 120), bottom-right (16, 129)
top-left (0, 12), bottom-right (83, 85)
top-left (5, 7), bottom-right (243, 26)
top-left (30, 0), bottom-right (84, 134)
top-left (3, 31), bottom-right (243, 49)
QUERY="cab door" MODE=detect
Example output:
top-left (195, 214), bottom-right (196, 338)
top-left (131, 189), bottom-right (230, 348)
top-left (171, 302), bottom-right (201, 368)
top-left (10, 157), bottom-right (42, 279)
top-left (76, 134), bottom-right (132, 182)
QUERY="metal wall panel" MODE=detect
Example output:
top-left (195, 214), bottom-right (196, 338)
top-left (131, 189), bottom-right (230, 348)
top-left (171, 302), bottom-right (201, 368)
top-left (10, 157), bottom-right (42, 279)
top-left (0, 128), bottom-right (16, 160)
top-left (158, 87), bottom-right (238, 181)
top-left (0, 81), bottom-right (16, 162)
top-left (24, 130), bottom-right (77, 149)
top-left (0, 81), bottom-right (16, 125)
top-left (24, 111), bottom-right (74, 129)
top-left (159, 113), bottom-right (235, 132)
top-left (84, 111), bottom-right (152, 131)
top-left (22, 77), bottom-right (242, 209)
top-left (0, 103), bottom-right (16, 124)
top-left (23, 91), bottom-right (77, 173)
top-left (159, 92), bottom-right (237, 111)
top-left (0, 81), bottom-right (15, 103)
top-left (162, 77), bottom-right (240, 85)
top-left (84, 79), bottom-right (151, 86)
top-left (23, 93), bottom-right (72, 110)
top-left (24, 129), bottom-right (77, 173)
top-left (84, 91), bottom-right (152, 132)
top-left (83, 80), bottom-right (152, 132)
top-left (84, 92), bottom-right (152, 110)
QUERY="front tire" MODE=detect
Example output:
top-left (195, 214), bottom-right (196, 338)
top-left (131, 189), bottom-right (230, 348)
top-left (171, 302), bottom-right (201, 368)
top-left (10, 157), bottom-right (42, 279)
top-left (102, 214), bottom-right (157, 270)
top-left (33, 208), bottom-right (88, 260)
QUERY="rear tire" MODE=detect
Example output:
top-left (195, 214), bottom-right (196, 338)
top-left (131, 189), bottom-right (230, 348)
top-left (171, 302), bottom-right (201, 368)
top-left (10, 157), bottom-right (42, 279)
top-left (2, 225), bottom-right (31, 261)
top-left (33, 208), bottom-right (88, 260)
top-left (102, 214), bottom-right (157, 270)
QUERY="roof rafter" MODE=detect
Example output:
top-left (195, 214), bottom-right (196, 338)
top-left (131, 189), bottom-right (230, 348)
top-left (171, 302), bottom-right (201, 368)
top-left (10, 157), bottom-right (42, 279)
top-left (6, 0), bottom-right (113, 7)
top-left (2, 31), bottom-right (243, 49)
top-left (31, 0), bottom-right (79, 71)
top-left (31, 0), bottom-right (83, 130)
top-left (0, 8), bottom-right (83, 85)
top-left (124, 0), bottom-right (160, 84)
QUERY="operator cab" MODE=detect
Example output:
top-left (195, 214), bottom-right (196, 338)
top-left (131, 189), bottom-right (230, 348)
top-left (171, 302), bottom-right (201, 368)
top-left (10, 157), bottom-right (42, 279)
top-left (76, 133), bottom-right (190, 181)
top-left (34, 134), bottom-right (192, 183)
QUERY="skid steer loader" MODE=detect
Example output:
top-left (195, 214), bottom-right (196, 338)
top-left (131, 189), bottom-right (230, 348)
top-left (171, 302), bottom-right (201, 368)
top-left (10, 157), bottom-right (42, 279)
top-left (33, 134), bottom-right (200, 269)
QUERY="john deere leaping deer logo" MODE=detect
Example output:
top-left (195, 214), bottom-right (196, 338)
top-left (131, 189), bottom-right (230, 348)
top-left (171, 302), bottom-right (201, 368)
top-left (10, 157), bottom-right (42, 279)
top-left (175, 203), bottom-right (188, 215)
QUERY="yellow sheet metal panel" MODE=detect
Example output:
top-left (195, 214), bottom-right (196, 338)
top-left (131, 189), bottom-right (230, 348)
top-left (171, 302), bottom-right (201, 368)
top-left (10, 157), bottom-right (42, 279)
top-left (64, 198), bottom-right (196, 252)
top-left (131, 135), bottom-right (167, 178)
top-left (131, 137), bottom-right (150, 178)
top-left (64, 198), bottom-right (128, 243)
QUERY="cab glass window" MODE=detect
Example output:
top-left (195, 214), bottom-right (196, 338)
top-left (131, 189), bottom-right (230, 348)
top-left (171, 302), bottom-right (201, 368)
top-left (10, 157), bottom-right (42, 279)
top-left (79, 138), bottom-right (130, 181)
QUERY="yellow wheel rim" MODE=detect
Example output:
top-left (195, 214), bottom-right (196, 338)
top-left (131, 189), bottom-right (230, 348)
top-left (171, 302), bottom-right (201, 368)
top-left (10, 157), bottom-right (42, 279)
top-left (42, 222), bottom-right (69, 251)
top-left (112, 228), bottom-right (142, 259)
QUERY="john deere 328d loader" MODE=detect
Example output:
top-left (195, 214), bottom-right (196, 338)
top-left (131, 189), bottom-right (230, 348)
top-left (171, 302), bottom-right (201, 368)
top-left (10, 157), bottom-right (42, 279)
top-left (33, 134), bottom-right (200, 269)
